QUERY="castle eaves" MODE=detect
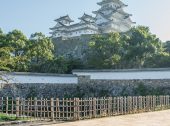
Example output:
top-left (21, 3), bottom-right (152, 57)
top-left (97, 0), bottom-right (127, 7)
top-left (54, 15), bottom-right (74, 22)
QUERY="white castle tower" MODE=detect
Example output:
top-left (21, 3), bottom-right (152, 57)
top-left (50, 15), bottom-right (74, 38)
top-left (93, 0), bottom-right (135, 33)
top-left (50, 0), bottom-right (135, 38)
top-left (50, 14), bottom-right (98, 38)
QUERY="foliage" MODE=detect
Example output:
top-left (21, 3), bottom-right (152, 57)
top-left (87, 33), bottom-right (125, 69)
top-left (27, 32), bottom-right (54, 65)
top-left (5, 30), bottom-right (28, 57)
top-left (35, 57), bottom-right (69, 74)
top-left (134, 82), bottom-right (164, 96)
top-left (0, 113), bottom-right (17, 121)
top-left (164, 41), bottom-right (170, 54)
top-left (0, 30), bottom-right (55, 73)
top-left (123, 26), bottom-right (163, 68)
top-left (66, 57), bottom-right (84, 73)
top-left (0, 26), bottom-right (170, 74)
top-left (144, 52), bottom-right (170, 68)
top-left (86, 26), bottom-right (167, 69)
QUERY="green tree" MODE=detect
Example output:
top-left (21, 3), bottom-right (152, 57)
top-left (6, 30), bottom-right (28, 56)
top-left (125, 26), bottom-right (163, 68)
top-left (0, 29), bottom-right (14, 71)
top-left (144, 52), bottom-right (170, 68)
top-left (87, 33), bottom-right (125, 69)
top-left (67, 57), bottom-right (84, 73)
top-left (0, 29), bottom-right (30, 72)
top-left (37, 57), bottom-right (69, 74)
top-left (164, 41), bottom-right (170, 54)
top-left (27, 32), bottom-right (54, 72)
top-left (0, 47), bottom-right (14, 71)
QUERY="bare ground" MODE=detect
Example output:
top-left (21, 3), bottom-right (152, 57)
top-left (44, 110), bottom-right (170, 126)
top-left (12, 110), bottom-right (170, 126)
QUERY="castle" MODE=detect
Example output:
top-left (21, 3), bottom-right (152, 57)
top-left (50, 0), bottom-right (135, 39)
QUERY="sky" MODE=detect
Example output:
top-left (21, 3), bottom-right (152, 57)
top-left (0, 0), bottom-right (170, 42)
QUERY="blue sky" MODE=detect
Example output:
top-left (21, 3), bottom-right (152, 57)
top-left (0, 0), bottom-right (170, 41)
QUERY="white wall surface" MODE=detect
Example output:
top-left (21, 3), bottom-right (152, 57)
top-left (73, 71), bottom-right (170, 80)
top-left (0, 74), bottom-right (78, 84)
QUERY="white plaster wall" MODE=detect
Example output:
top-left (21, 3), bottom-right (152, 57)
top-left (96, 14), bottom-right (109, 25)
top-left (73, 71), bottom-right (170, 80)
top-left (0, 75), bottom-right (78, 84)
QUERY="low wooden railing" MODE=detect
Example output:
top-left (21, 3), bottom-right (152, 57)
top-left (0, 96), bottom-right (170, 121)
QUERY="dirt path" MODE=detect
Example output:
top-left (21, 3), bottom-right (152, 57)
top-left (42, 110), bottom-right (170, 126)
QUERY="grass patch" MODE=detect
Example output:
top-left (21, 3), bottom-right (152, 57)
top-left (0, 113), bottom-right (33, 122)
top-left (0, 113), bottom-right (18, 122)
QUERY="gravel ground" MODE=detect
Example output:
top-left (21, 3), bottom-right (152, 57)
top-left (43, 110), bottom-right (170, 126)
top-left (9, 110), bottom-right (170, 126)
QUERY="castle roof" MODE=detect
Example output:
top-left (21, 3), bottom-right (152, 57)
top-left (97, 0), bottom-right (127, 7)
top-left (93, 5), bottom-right (130, 16)
top-left (50, 21), bottom-right (98, 32)
top-left (54, 15), bottom-right (74, 22)
top-left (93, 11), bottom-right (112, 21)
top-left (51, 26), bottom-right (98, 34)
top-left (79, 13), bottom-right (96, 21)
top-left (50, 0), bottom-right (135, 38)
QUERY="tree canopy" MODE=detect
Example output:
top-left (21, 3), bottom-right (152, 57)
top-left (86, 26), bottom-right (168, 69)
top-left (0, 26), bottom-right (170, 74)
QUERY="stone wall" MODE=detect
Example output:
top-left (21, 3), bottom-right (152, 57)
top-left (1, 75), bottom-right (170, 98)
top-left (52, 35), bottom-right (92, 59)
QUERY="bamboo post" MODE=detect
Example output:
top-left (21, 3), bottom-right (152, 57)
top-left (89, 98), bottom-right (93, 118)
top-left (117, 97), bottom-right (120, 115)
top-left (0, 97), bottom-right (3, 113)
top-left (166, 96), bottom-right (169, 108)
top-left (153, 96), bottom-right (156, 111)
top-left (6, 97), bottom-right (8, 114)
top-left (146, 96), bottom-right (149, 112)
top-left (151, 96), bottom-right (153, 111)
top-left (22, 98), bottom-right (26, 117)
top-left (108, 97), bottom-right (112, 116)
top-left (160, 96), bottom-right (163, 110)
top-left (62, 98), bottom-right (64, 120)
top-left (73, 98), bottom-right (76, 120)
top-left (50, 98), bottom-right (54, 121)
top-left (120, 97), bottom-right (123, 115)
top-left (68, 98), bottom-right (71, 120)
top-left (113, 97), bottom-right (117, 115)
top-left (77, 98), bottom-right (80, 120)
top-left (99, 98), bottom-right (102, 117)
top-left (11, 98), bottom-right (14, 114)
top-left (66, 98), bottom-right (68, 120)
top-left (163, 96), bottom-right (166, 108)
top-left (40, 98), bottom-right (43, 120)
top-left (84, 98), bottom-right (87, 118)
top-left (93, 98), bottom-right (97, 118)
top-left (138, 96), bottom-right (142, 112)
top-left (132, 97), bottom-right (135, 113)
top-left (56, 98), bottom-right (60, 120)
top-left (16, 97), bottom-right (20, 118)
top-left (27, 98), bottom-right (30, 118)
top-left (124, 97), bottom-right (127, 114)
top-left (30, 98), bottom-right (33, 117)
top-left (127, 96), bottom-right (130, 114)
top-left (34, 98), bottom-right (37, 118)
top-left (167, 95), bottom-right (170, 108)
top-left (46, 99), bottom-right (49, 119)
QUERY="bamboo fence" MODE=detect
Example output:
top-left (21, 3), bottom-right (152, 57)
top-left (0, 95), bottom-right (170, 121)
